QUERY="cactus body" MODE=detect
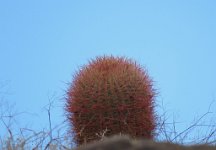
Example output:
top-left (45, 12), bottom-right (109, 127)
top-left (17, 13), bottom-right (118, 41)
top-left (66, 56), bottom-right (156, 145)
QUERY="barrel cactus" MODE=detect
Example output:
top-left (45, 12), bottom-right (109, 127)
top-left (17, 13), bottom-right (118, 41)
top-left (66, 56), bottom-right (156, 145)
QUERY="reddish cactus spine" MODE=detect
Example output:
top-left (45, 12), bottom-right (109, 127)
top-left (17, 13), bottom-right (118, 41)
top-left (66, 56), bottom-right (156, 145)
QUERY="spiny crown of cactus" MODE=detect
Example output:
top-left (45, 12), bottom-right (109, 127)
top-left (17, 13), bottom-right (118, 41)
top-left (66, 56), bottom-right (156, 145)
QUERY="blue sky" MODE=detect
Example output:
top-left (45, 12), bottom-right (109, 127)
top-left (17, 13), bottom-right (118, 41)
top-left (0, 0), bottom-right (216, 141)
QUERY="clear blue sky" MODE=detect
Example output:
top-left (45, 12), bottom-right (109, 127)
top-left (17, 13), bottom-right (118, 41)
top-left (0, 0), bottom-right (216, 141)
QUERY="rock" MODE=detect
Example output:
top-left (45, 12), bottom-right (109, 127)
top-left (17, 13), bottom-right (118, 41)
top-left (74, 135), bottom-right (216, 150)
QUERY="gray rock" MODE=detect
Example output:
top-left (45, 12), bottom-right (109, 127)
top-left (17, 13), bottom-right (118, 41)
top-left (74, 135), bottom-right (216, 150)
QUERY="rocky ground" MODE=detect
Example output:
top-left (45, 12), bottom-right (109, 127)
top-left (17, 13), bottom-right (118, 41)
top-left (74, 135), bottom-right (216, 150)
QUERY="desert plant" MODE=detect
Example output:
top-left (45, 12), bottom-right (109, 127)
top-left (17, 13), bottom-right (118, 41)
top-left (66, 56), bottom-right (156, 145)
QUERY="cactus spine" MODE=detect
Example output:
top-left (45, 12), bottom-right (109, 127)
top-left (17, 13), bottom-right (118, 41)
top-left (66, 56), bottom-right (156, 145)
